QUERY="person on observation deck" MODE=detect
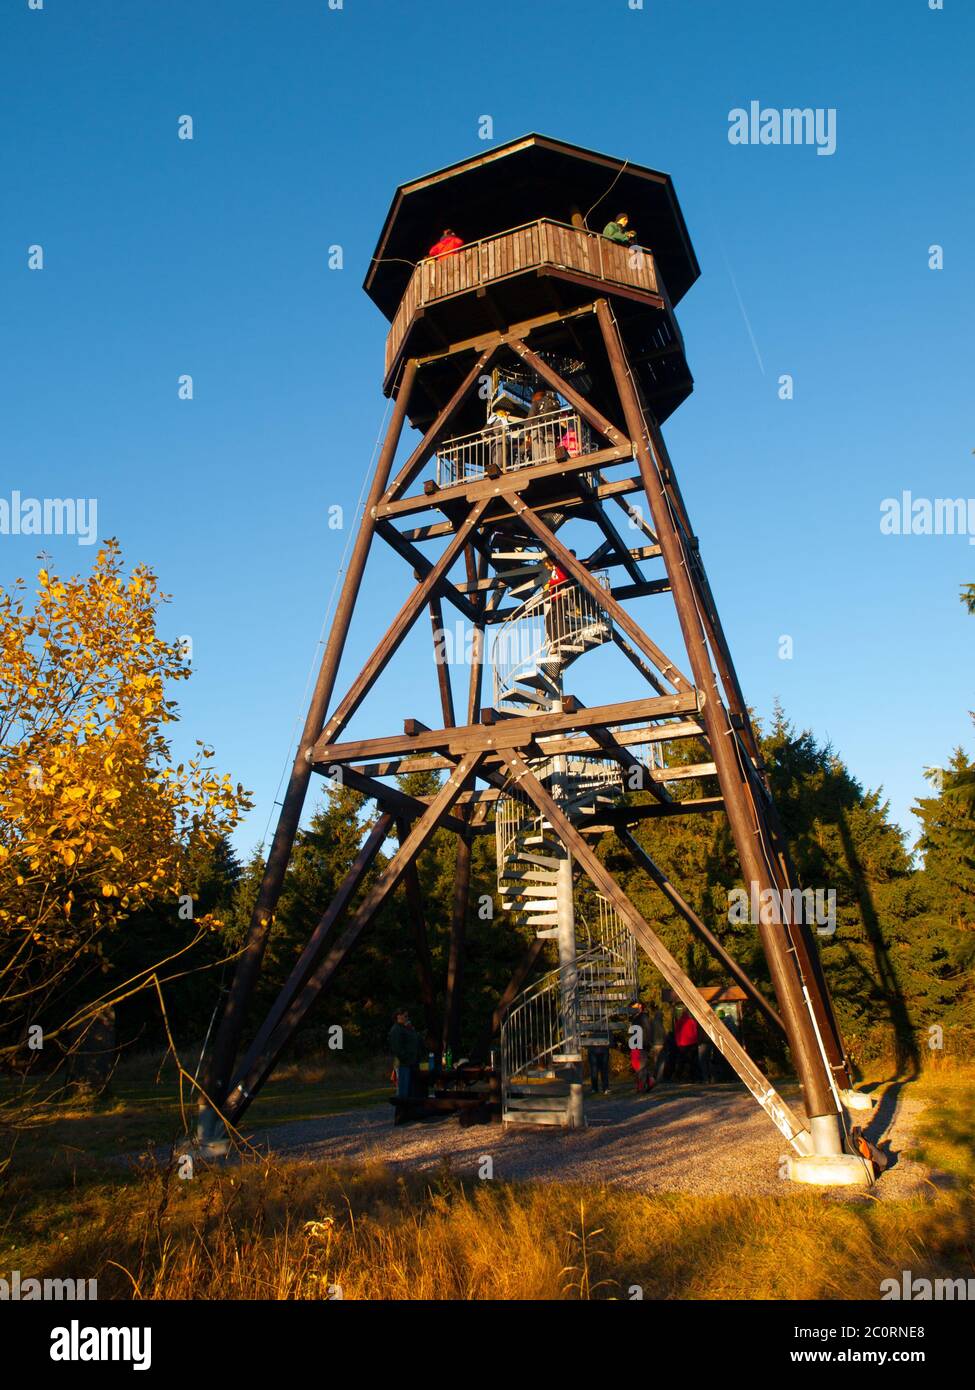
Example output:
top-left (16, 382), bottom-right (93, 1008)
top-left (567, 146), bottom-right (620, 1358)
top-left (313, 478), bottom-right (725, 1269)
top-left (428, 228), bottom-right (463, 258)
top-left (602, 212), bottom-right (636, 246)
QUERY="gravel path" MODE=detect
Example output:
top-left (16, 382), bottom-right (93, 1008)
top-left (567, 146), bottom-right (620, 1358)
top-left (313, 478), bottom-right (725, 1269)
top-left (241, 1081), bottom-right (941, 1200)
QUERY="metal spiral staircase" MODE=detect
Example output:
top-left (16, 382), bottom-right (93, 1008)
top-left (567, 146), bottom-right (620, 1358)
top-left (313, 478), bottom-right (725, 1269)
top-left (491, 549), bottom-right (640, 1127)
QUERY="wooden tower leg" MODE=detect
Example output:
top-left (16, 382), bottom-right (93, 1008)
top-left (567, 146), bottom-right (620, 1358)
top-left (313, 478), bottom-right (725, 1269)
top-left (197, 359), bottom-right (419, 1144)
top-left (398, 822), bottom-right (439, 1045)
top-left (641, 400), bottom-right (851, 1089)
top-left (237, 812), bottom-right (394, 1072)
top-left (223, 752), bottom-right (484, 1129)
top-left (593, 299), bottom-right (845, 1154)
top-left (442, 828), bottom-right (471, 1056)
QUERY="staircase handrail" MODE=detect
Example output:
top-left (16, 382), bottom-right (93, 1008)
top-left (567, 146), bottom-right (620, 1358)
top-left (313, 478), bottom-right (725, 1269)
top-left (500, 947), bottom-right (611, 1082)
top-left (492, 570), bottom-right (612, 706)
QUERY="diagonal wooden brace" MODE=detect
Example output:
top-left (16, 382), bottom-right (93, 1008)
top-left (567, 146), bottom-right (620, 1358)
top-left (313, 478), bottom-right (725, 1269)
top-left (314, 498), bottom-right (490, 754)
top-left (229, 812), bottom-right (395, 1091)
top-left (508, 494), bottom-right (694, 694)
top-left (383, 346), bottom-right (499, 503)
top-left (615, 826), bottom-right (784, 1034)
top-left (508, 337), bottom-right (630, 451)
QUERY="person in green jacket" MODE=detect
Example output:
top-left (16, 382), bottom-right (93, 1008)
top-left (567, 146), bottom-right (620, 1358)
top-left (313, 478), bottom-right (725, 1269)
top-left (388, 1008), bottom-right (422, 1100)
top-left (602, 212), bottom-right (636, 246)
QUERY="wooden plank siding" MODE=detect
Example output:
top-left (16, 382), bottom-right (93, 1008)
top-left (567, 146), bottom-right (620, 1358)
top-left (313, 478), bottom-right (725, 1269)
top-left (384, 220), bottom-right (660, 378)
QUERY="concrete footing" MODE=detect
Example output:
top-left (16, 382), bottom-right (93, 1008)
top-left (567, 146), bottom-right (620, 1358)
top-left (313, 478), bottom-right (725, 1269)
top-left (787, 1151), bottom-right (874, 1186)
top-left (785, 1111), bottom-right (874, 1186)
top-left (567, 1080), bottom-right (585, 1129)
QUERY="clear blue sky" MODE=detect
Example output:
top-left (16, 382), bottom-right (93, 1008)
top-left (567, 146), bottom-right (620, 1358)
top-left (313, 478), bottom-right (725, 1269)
top-left (3, 0), bottom-right (973, 861)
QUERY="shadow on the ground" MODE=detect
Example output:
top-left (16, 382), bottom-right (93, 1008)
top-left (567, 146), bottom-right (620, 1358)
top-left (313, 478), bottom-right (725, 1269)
top-left (862, 1078), bottom-right (910, 1171)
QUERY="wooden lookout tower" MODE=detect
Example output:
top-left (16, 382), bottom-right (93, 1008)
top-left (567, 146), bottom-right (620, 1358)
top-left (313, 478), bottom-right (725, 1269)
top-left (199, 135), bottom-right (875, 1184)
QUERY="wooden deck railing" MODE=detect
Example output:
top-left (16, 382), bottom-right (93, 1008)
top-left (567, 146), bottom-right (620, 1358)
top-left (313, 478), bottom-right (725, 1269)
top-left (385, 219), bottom-right (659, 377)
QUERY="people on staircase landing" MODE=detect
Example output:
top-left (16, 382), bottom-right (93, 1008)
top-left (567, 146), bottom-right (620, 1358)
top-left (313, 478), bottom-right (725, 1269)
top-left (544, 556), bottom-right (569, 597)
top-left (526, 387), bottom-right (561, 418)
top-left (543, 556), bottom-right (570, 646)
top-left (521, 388), bottom-right (563, 466)
top-left (559, 420), bottom-right (581, 459)
top-left (485, 402), bottom-right (512, 477)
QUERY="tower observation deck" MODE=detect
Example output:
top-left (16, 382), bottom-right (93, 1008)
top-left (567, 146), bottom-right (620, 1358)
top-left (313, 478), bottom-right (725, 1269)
top-left (367, 134), bottom-right (698, 428)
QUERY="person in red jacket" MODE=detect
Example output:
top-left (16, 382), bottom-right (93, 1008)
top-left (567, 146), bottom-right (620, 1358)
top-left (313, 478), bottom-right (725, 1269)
top-left (628, 1000), bottom-right (657, 1095)
top-left (543, 557), bottom-right (569, 646)
top-left (559, 423), bottom-right (581, 458)
top-left (674, 1007), bottom-right (698, 1049)
top-left (428, 228), bottom-right (463, 258)
top-left (544, 557), bottom-right (568, 594)
top-left (673, 1006), bottom-right (700, 1081)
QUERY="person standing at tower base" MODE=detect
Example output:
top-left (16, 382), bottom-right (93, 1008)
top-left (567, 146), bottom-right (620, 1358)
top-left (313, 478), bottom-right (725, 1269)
top-left (587, 1042), bottom-right (610, 1095)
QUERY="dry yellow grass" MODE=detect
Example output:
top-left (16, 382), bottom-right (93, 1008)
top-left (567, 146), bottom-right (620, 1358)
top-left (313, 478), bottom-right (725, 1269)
top-left (3, 1060), bottom-right (972, 1301)
top-left (6, 1153), bottom-right (970, 1302)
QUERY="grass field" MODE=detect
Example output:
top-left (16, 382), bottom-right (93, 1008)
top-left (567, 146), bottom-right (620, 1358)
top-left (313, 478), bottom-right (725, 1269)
top-left (1, 1055), bottom-right (972, 1300)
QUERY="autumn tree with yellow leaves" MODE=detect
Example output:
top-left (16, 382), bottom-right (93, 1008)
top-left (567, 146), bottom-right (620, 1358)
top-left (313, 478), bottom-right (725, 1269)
top-left (0, 540), bottom-right (250, 1064)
